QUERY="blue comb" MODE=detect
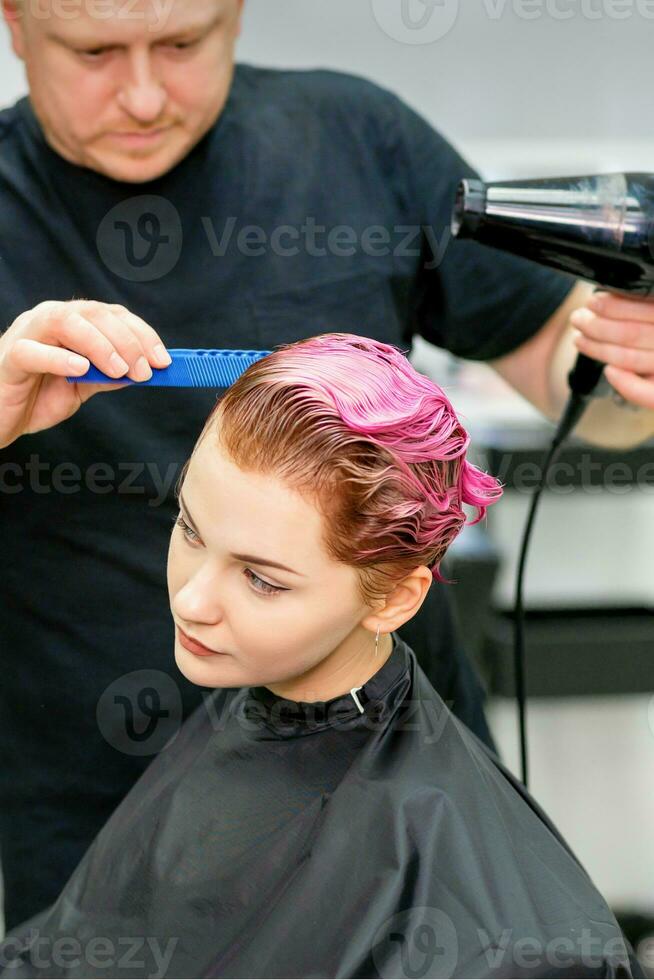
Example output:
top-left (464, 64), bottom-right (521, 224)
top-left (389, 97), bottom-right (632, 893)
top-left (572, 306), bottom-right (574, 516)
top-left (66, 349), bottom-right (273, 387)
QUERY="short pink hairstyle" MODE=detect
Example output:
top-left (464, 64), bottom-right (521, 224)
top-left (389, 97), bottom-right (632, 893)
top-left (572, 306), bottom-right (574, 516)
top-left (193, 333), bottom-right (503, 607)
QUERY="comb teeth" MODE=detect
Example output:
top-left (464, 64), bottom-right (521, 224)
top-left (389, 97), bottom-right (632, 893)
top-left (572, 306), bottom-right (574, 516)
top-left (185, 351), bottom-right (265, 387)
top-left (66, 349), bottom-right (272, 387)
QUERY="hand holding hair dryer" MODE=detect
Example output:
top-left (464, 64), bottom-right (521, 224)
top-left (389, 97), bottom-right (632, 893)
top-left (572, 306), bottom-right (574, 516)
top-left (452, 172), bottom-right (654, 396)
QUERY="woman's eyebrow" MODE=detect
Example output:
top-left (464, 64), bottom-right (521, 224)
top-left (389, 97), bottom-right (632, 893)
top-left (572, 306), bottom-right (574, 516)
top-left (178, 492), bottom-right (306, 577)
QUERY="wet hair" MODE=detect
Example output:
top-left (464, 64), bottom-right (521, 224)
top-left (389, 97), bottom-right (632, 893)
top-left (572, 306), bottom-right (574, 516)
top-left (188, 333), bottom-right (503, 608)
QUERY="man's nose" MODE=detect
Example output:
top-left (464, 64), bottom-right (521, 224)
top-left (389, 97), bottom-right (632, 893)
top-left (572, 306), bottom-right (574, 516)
top-left (116, 50), bottom-right (168, 124)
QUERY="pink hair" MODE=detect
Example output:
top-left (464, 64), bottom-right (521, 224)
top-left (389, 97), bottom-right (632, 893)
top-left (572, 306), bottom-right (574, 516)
top-left (195, 333), bottom-right (503, 606)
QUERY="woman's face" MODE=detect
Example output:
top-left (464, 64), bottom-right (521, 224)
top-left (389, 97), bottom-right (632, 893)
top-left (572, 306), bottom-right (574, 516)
top-left (167, 428), bottom-right (382, 700)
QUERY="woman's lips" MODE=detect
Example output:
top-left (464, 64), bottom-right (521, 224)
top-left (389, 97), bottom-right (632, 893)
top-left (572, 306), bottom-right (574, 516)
top-left (177, 626), bottom-right (224, 657)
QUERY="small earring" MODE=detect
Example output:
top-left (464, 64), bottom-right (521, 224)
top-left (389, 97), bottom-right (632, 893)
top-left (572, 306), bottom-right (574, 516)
top-left (375, 624), bottom-right (381, 658)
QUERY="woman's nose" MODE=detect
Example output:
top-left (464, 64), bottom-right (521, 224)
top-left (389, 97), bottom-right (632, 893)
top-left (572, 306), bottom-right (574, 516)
top-left (173, 568), bottom-right (224, 627)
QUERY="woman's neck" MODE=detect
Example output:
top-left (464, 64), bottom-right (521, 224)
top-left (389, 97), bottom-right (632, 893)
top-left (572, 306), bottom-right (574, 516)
top-left (265, 631), bottom-right (395, 703)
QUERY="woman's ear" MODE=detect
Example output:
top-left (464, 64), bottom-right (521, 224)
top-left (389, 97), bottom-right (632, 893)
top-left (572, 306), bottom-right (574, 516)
top-left (362, 566), bottom-right (433, 636)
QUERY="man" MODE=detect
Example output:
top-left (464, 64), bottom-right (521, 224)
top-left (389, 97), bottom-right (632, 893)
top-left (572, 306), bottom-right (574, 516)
top-left (1, 0), bottom-right (653, 932)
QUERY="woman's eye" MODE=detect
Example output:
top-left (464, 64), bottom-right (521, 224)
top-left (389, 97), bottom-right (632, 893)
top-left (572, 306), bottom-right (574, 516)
top-left (174, 513), bottom-right (286, 598)
top-left (174, 513), bottom-right (200, 543)
top-left (243, 569), bottom-right (285, 597)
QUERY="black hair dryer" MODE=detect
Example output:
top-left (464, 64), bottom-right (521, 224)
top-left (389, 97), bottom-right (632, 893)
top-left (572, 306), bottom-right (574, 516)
top-left (453, 174), bottom-right (654, 788)
top-left (451, 172), bottom-right (654, 397)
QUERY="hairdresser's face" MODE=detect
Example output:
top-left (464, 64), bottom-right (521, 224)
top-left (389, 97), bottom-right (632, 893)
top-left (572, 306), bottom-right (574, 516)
top-left (3, 0), bottom-right (243, 183)
top-left (167, 430), bottom-right (380, 698)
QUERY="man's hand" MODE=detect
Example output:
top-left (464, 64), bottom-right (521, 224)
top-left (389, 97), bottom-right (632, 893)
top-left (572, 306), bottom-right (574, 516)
top-left (490, 281), bottom-right (654, 449)
top-left (0, 300), bottom-right (172, 449)
top-left (570, 291), bottom-right (654, 410)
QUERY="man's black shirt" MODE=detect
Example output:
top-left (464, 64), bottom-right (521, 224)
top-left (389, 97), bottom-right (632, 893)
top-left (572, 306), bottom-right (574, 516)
top-left (0, 64), bottom-right (575, 928)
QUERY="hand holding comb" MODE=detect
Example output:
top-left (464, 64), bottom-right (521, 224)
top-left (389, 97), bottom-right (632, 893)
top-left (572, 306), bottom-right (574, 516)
top-left (66, 349), bottom-right (272, 387)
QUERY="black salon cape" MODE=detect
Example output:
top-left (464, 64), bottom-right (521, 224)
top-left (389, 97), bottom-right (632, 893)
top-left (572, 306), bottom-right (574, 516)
top-left (0, 635), bottom-right (632, 980)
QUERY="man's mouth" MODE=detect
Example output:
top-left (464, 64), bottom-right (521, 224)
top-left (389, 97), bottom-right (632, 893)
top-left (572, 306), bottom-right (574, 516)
top-left (107, 126), bottom-right (173, 145)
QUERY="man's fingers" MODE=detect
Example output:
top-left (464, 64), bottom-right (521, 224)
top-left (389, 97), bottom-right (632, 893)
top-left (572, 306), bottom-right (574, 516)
top-left (574, 332), bottom-right (654, 374)
top-left (2, 337), bottom-right (90, 386)
top-left (570, 310), bottom-right (654, 351)
top-left (109, 305), bottom-right (173, 368)
top-left (43, 309), bottom-right (149, 381)
top-left (75, 304), bottom-right (152, 380)
top-left (7, 301), bottom-right (172, 384)
top-left (40, 306), bottom-right (153, 382)
top-left (588, 291), bottom-right (654, 323)
top-left (604, 365), bottom-right (654, 411)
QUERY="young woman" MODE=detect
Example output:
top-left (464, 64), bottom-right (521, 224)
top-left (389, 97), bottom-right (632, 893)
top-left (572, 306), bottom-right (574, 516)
top-left (0, 333), bottom-right (634, 978)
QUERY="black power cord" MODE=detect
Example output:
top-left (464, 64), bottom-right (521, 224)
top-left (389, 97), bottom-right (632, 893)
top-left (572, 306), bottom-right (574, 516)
top-left (514, 350), bottom-right (605, 788)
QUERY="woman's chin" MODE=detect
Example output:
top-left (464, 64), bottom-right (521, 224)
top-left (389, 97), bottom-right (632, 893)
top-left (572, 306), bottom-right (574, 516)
top-left (174, 645), bottom-right (225, 686)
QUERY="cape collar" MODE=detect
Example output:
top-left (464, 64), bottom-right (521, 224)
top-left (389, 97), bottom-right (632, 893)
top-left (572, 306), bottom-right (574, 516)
top-left (239, 633), bottom-right (409, 737)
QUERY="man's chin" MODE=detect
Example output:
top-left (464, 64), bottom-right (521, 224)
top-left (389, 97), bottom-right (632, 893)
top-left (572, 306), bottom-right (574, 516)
top-left (87, 140), bottom-right (189, 184)
top-left (92, 153), bottom-right (180, 184)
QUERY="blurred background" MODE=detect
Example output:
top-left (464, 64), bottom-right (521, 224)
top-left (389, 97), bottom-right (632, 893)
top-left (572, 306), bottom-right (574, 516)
top-left (2, 0), bottom-right (653, 969)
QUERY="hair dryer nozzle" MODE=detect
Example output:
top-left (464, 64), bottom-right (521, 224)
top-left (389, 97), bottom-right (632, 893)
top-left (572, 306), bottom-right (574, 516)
top-left (451, 179), bottom-right (486, 238)
top-left (450, 171), bottom-right (654, 297)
